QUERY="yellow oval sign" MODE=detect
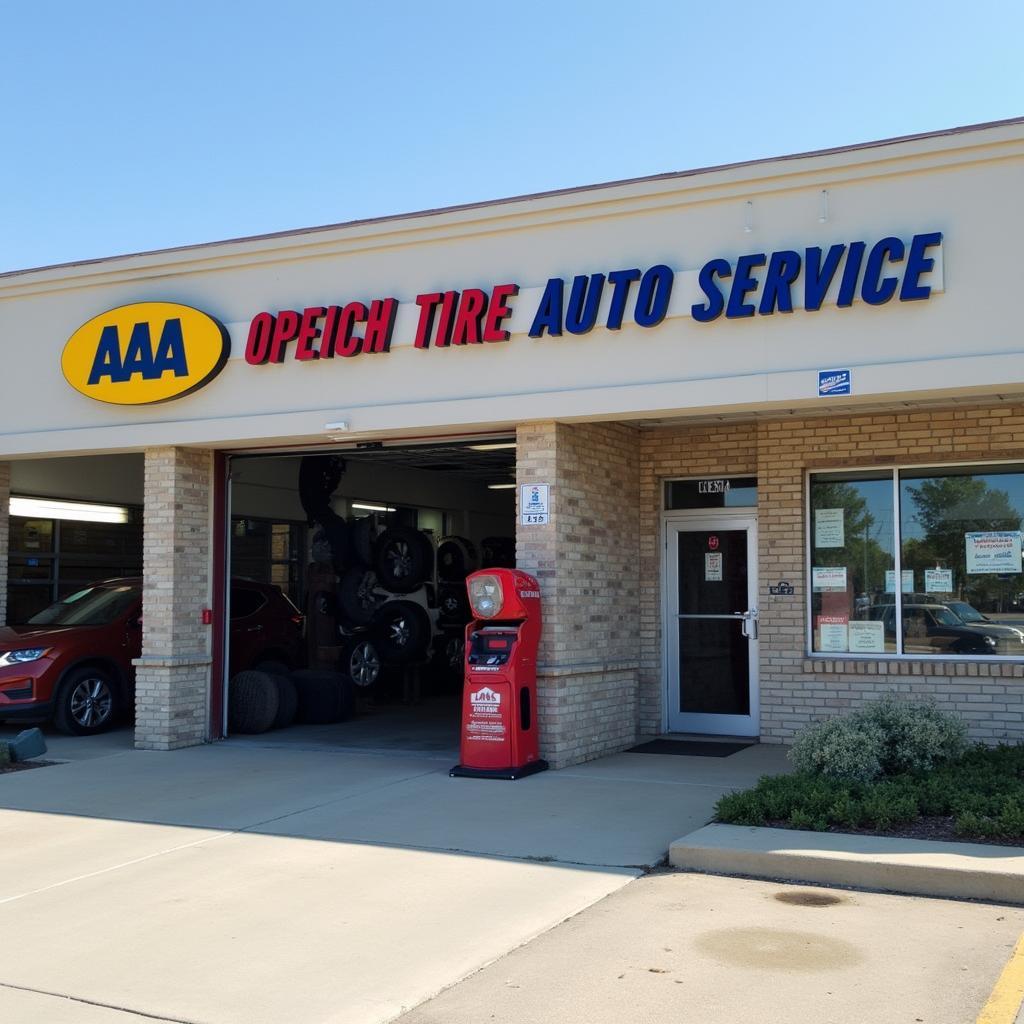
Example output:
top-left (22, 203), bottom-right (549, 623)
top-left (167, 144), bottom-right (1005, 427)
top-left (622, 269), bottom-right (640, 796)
top-left (62, 302), bottom-right (230, 405)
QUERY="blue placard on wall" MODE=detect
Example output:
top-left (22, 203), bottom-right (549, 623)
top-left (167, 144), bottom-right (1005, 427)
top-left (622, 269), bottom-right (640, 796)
top-left (818, 369), bottom-right (852, 397)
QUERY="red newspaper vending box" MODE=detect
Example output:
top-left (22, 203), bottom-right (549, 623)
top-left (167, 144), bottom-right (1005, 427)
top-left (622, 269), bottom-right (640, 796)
top-left (450, 568), bottom-right (548, 780)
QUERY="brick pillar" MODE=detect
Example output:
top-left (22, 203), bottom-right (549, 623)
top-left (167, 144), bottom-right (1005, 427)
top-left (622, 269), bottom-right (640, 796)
top-left (516, 421), bottom-right (641, 768)
top-left (134, 447), bottom-right (214, 750)
top-left (0, 463), bottom-right (8, 626)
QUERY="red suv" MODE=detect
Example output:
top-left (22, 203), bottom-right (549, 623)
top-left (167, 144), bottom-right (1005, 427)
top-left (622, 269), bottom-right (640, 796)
top-left (0, 577), bottom-right (303, 735)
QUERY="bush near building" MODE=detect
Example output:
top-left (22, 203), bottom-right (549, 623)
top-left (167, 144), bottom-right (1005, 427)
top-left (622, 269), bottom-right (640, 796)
top-left (716, 699), bottom-right (1024, 842)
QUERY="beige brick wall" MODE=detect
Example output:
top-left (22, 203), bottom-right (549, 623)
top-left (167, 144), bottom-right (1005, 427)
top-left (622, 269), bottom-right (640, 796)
top-left (635, 403), bottom-right (1024, 747)
top-left (0, 462), bottom-right (8, 626)
top-left (516, 421), bottom-right (641, 768)
top-left (758, 404), bottom-right (1024, 744)
top-left (134, 446), bottom-right (214, 751)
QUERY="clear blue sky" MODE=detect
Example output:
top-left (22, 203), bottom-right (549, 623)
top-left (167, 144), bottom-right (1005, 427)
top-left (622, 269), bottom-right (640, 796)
top-left (2, 0), bottom-right (1021, 273)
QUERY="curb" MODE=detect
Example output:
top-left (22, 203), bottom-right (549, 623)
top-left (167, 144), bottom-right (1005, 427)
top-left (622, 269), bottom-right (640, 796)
top-left (669, 824), bottom-right (1024, 904)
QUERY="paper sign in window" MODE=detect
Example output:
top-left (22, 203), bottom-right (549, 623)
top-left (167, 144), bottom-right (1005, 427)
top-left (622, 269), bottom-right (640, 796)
top-left (965, 532), bottom-right (1022, 575)
top-left (812, 567), bottom-right (847, 591)
top-left (704, 552), bottom-right (723, 582)
top-left (848, 619), bottom-right (885, 653)
top-left (814, 508), bottom-right (845, 548)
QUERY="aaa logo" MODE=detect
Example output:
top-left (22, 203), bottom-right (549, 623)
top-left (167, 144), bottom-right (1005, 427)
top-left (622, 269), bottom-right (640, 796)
top-left (62, 302), bottom-right (230, 405)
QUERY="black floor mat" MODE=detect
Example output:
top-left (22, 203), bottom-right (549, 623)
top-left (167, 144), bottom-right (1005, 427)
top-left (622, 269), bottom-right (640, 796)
top-left (626, 739), bottom-right (754, 757)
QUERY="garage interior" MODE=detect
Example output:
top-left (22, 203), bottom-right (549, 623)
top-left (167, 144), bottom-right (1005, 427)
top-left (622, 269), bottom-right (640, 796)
top-left (226, 438), bottom-right (517, 755)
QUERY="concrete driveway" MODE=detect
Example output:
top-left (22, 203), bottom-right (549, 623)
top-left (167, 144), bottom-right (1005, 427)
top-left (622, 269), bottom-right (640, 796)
top-left (0, 736), bottom-right (787, 1023)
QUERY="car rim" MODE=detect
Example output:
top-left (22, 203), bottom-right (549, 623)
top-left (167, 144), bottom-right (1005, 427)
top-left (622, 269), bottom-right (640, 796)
top-left (388, 616), bottom-right (411, 648)
top-left (387, 541), bottom-right (412, 579)
top-left (70, 677), bottom-right (112, 728)
top-left (350, 642), bottom-right (381, 687)
top-left (357, 572), bottom-right (379, 610)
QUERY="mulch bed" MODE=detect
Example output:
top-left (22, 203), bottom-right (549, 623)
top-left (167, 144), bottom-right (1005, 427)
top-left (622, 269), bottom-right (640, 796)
top-left (764, 816), bottom-right (1024, 849)
top-left (0, 760), bottom-right (58, 775)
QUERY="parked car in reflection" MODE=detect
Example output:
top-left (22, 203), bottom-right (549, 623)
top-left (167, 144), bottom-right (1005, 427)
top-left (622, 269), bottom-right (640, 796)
top-left (0, 577), bottom-right (303, 736)
top-left (870, 602), bottom-right (1024, 655)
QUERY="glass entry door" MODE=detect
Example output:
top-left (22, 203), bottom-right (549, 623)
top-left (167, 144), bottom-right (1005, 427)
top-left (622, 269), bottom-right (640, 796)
top-left (665, 516), bottom-right (759, 736)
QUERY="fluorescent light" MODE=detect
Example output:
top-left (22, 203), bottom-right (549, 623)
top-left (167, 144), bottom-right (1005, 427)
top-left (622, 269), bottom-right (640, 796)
top-left (468, 442), bottom-right (517, 451)
top-left (323, 420), bottom-right (349, 432)
top-left (487, 484), bottom-right (516, 490)
top-left (351, 503), bottom-right (397, 512)
top-left (11, 497), bottom-right (129, 524)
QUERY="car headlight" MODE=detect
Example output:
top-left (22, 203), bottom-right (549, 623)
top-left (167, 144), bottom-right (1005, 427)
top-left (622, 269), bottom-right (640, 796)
top-left (468, 574), bottom-right (504, 619)
top-left (983, 635), bottom-right (998, 648)
top-left (0, 648), bottom-right (51, 666)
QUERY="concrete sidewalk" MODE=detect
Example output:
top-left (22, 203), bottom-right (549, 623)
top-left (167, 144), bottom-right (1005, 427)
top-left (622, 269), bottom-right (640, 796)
top-left (397, 871), bottom-right (1024, 1024)
top-left (0, 739), bottom-right (786, 1023)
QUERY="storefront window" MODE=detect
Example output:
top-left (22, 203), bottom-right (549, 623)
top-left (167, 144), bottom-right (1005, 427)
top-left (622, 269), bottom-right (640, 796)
top-left (899, 465), bottom-right (1024, 656)
top-left (809, 463), bottom-right (1024, 658)
top-left (809, 472), bottom-right (895, 654)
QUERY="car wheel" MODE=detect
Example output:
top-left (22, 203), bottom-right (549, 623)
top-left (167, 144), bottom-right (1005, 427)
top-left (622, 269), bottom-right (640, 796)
top-left (53, 666), bottom-right (119, 736)
top-left (228, 670), bottom-right (280, 734)
top-left (372, 601), bottom-right (431, 664)
top-left (437, 583), bottom-right (470, 624)
top-left (374, 527), bottom-right (429, 593)
top-left (343, 637), bottom-right (382, 688)
top-left (338, 567), bottom-right (385, 626)
top-left (437, 536), bottom-right (477, 582)
top-left (270, 673), bottom-right (298, 729)
top-left (291, 669), bottom-right (355, 723)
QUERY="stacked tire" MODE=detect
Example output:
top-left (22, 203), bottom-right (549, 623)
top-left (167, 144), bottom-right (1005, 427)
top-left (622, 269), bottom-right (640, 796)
top-left (228, 669), bottom-right (299, 734)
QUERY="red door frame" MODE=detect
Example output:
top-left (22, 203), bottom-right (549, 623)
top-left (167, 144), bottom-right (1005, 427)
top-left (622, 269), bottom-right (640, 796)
top-left (209, 451), bottom-right (229, 739)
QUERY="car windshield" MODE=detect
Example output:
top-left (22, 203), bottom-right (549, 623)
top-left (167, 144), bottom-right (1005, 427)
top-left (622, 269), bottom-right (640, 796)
top-left (925, 606), bottom-right (964, 627)
top-left (946, 601), bottom-right (985, 623)
top-left (27, 584), bottom-right (140, 626)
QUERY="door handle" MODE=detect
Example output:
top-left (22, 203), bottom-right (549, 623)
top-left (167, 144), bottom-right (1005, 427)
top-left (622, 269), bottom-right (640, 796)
top-left (738, 608), bottom-right (759, 640)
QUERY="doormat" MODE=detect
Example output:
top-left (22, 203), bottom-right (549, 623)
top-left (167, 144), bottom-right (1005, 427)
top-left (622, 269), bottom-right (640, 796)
top-left (625, 739), bottom-right (754, 757)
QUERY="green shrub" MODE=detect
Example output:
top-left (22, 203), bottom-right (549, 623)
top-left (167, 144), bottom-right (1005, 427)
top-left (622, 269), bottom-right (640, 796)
top-left (858, 696), bottom-right (968, 774)
top-left (789, 716), bottom-right (884, 783)
top-left (788, 697), bottom-right (966, 783)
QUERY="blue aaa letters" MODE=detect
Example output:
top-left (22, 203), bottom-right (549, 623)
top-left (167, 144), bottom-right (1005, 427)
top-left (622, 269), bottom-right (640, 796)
top-left (87, 319), bottom-right (190, 384)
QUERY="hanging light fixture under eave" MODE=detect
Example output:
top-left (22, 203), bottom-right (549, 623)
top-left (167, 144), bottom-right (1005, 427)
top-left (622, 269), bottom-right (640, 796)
top-left (10, 496), bottom-right (130, 524)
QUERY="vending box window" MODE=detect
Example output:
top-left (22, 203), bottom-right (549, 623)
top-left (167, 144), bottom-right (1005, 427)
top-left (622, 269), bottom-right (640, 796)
top-left (450, 568), bottom-right (549, 780)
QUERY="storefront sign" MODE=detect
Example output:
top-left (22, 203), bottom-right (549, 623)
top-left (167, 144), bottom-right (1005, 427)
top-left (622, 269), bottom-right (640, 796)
top-left (61, 302), bottom-right (230, 405)
top-left (520, 484), bottom-right (549, 525)
top-left (62, 232), bottom-right (943, 402)
top-left (966, 532), bottom-right (1023, 574)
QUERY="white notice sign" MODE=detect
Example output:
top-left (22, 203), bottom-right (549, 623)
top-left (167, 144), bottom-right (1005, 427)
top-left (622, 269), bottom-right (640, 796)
top-left (520, 483), bottom-right (550, 525)
top-left (705, 552), bottom-right (723, 581)
top-left (812, 567), bottom-right (847, 592)
top-left (848, 619), bottom-right (886, 653)
top-left (965, 532), bottom-right (1022, 575)
top-left (817, 615), bottom-right (848, 651)
top-left (815, 508), bottom-right (845, 548)
top-left (925, 568), bottom-right (954, 593)
top-left (885, 569), bottom-right (915, 594)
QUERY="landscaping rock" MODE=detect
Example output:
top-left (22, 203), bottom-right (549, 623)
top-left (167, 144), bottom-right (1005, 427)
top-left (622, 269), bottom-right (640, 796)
top-left (8, 728), bottom-right (47, 763)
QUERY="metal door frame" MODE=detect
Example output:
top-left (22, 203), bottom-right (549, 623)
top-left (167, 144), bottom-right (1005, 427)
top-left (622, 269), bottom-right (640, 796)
top-left (662, 509), bottom-right (760, 736)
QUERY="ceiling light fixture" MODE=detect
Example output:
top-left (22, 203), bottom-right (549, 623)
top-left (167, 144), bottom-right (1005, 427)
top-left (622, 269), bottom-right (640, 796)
top-left (468, 442), bottom-right (517, 451)
top-left (11, 497), bottom-right (130, 524)
top-left (487, 484), bottom-right (516, 490)
top-left (350, 502), bottom-right (397, 512)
